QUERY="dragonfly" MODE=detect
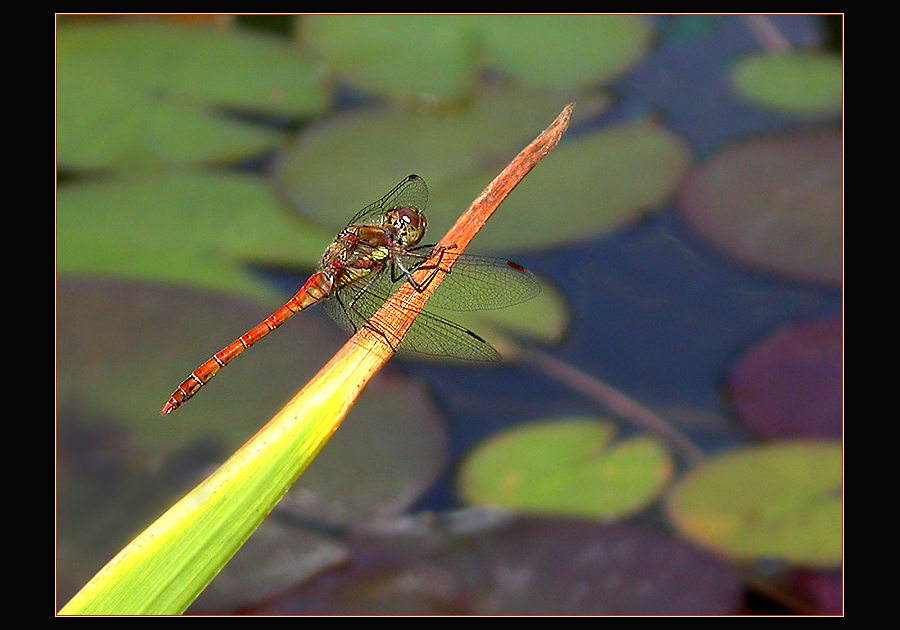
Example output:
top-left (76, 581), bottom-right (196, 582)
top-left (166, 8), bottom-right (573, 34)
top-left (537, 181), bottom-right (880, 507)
top-left (160, 174), bottom-right (540, 415)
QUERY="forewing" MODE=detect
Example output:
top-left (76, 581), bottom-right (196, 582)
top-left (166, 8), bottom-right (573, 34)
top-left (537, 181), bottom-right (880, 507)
top-left (401, 250), bottom-right (541, 312)
top-left (345, 174), bottom-right (428, 227)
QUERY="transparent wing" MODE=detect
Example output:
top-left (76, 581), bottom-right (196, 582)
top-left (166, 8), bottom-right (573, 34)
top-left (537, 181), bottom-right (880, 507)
top-left (324, 252), bottom-right (540, 361)
top-left (406, 250), bottom-right (541, 312)
top-left (324, 268), bottom-right (502, 362)
top-left (345, 174), bottom-right (428, 228)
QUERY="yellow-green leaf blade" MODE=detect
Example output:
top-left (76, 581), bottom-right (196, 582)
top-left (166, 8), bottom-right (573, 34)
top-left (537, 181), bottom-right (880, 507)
top-left (60, 343), bottom-right (381, 615)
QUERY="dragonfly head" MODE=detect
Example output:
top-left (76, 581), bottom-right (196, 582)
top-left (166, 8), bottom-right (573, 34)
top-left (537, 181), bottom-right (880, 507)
top-left (386, 206), bottom-right (427, 247)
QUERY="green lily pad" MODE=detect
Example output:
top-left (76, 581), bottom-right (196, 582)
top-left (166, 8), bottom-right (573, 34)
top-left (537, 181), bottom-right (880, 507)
top-left (479, 15), bottom-right (655, 91)
top-left (58, 22), bottom-right (329, 170)
top-left (731, 52), bottom-right (842, 116)
top-left (679, 130), bottom-right (842, 285)
top-left (666, 441), bottom-right (842, 567)
top-left (477, 115), bottom-right (691, 252)
top-left (302, 15), bottom-right (478, 101)
top-left (301, 15), bottom-right (654, 99)
top-left (57, 171), bottom-right (333, 303)
top-left (458, 417), bottom-right (674, 520)
top-left (275, 89), bottom-right (691, 254)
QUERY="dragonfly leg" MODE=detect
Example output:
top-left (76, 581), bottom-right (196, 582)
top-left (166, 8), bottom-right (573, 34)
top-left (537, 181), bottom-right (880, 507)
top-left (394, 245), bottom-right (454, 291)
top-left (337, 286), bottom-right (401, 352)
top-left (345, 270), bottom-right (386, 314)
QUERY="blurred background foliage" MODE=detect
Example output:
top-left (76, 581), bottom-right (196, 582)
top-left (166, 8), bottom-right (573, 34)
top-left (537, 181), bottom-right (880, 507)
top-left (57, 15), bottom-right (842, 614)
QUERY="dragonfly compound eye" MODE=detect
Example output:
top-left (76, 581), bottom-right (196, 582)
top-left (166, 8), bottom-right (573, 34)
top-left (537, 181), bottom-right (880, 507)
top-left (393, 206), bottom-right (427, 246)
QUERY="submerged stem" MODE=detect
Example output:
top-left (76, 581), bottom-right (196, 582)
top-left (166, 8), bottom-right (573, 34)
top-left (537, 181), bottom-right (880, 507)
top-left (516, 346), bottom-right (705, 466)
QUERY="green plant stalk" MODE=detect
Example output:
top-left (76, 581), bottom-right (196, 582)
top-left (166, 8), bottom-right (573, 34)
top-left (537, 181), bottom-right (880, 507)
top-left (59, 103), bottom-right (573, 615)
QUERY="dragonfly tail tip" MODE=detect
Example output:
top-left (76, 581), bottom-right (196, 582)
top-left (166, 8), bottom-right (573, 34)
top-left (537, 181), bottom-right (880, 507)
top-left (160, 401), bottom-right (178, 416)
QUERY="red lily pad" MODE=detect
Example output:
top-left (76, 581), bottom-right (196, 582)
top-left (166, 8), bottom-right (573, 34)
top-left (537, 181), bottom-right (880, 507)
top-left (729, 316), bottom-right (842, 439)
top-left (679, 130), bottom-right (842, 285)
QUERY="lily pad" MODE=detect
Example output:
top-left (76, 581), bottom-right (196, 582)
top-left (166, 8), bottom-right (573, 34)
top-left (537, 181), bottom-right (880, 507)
top-left (275, 89), bottom-right (691, 254)
top-left (480, 116), bottom-right (691, 252)
top-left (251, 514), bottom-right (741, 615)
top-left (479, 15), bottom-right (655, 91)
top-left (301, 15), bottom-right (654, 100)
top-left (679, 130), bottom-right (842, 285)
top-left (57, 171), bottom-right (333, 303)
top-left (666, 441), bottom-right (842, 567)
top-left (731, 52), bottom-right (843, 116)
top-left (458, 417), bottom-right (674, 520)
top-left (729, 317), bottom-right (843, 439)
top-left (57, 22), bottom-right (329, 170)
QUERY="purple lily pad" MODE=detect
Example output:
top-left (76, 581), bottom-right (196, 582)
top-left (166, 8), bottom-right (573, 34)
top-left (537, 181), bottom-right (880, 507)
top-left (249, 513), bottom-right (742, 615)
top-left (729, 317), bottom-right (842, 439)
top-left (792, 569), bottom-right (843, 615)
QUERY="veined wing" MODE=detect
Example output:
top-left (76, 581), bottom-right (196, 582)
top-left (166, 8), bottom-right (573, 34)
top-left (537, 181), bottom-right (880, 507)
top-left (324, 269), bottom-right (502, 362)
top-left (345, 174), bottom-right (428, 228)
top-left (399, 248), bottom-right (541, 312)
